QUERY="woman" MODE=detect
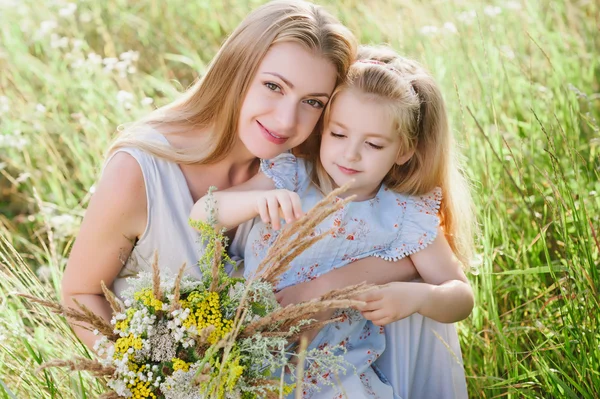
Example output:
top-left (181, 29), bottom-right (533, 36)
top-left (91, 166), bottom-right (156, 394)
top-left (61, 0), bottom-right (358, 350)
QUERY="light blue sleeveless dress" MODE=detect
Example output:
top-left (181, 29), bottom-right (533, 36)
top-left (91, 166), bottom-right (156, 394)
top-left (244, 153), bottom-right (444, 399)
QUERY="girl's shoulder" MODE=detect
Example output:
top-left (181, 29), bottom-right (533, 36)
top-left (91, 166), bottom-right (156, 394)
top-left (381, 186), bottom-right (442, 215)
top-left (372, 186), bottom-right (442, 261)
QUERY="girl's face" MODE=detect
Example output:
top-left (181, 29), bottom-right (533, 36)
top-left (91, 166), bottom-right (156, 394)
top-left (320, 89), bottom-right (409, 201)
top-left (238, 42), bottom-right (337, 160)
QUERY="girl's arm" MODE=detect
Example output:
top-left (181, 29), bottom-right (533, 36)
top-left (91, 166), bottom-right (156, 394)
top-left (358, 229), bottom-right (474, 324)
top-left (189, 173), bottom-right (303, 231)
top-left (61, 153), bottom-right (147, 350)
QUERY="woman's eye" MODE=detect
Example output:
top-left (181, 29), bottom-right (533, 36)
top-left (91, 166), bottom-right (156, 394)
top-left (367, 142), bottom-right (384, 150)
top-left (265, 82), bottom-right (281, 92)
top-left (330, 132), bottom-right (345, 138)
top-left (305, 99), bottom-right (324, 109)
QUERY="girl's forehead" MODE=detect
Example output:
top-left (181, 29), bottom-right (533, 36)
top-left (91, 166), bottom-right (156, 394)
top-left (328, 90), bottom-right (396, 138)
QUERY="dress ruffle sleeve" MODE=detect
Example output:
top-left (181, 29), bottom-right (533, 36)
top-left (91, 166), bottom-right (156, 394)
top-left (375, 187), bottom-right (442, 261)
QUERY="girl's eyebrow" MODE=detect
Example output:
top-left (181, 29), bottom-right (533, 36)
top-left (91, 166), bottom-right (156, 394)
top-left (263, 72), bottom-right (331, 98)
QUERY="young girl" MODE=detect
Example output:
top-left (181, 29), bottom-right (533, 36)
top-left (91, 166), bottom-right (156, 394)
top-left (191, 46), bottom-right (475, 398)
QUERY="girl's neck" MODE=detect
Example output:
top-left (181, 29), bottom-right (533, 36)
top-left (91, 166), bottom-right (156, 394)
top-left (334, 181), bottom-right (382, 202)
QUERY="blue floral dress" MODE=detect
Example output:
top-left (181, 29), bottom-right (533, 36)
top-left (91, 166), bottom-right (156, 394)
top-left (244, 153), bottom-right (442, 399)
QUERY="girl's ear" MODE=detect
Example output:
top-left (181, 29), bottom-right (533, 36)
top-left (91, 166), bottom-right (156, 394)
top-left (395, 149), bottom-right (415, 166)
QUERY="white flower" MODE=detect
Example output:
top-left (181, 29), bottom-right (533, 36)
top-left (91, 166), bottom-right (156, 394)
top-left (0, 96), bottom-right (9, 114)
top-left (419, 25), bottom-right (438, 36)
top-left (79, 11), bottom-right (92, 23)
top-left (35, 103), bottom-right (46, 113)
top-left (58, 3), bottom-right (77, 17)
top-left (87, 52), bottom-right (102, 65)
top-left (119, 50), bottom-right (139, 62)
top-left (116, 90), bottom-right (134, 102)
top-left (39, 20), bottom-right (58, 35)
top-left (141, 97), bottom-right (154, 106)
top-left (49, 214), bottom-right (79, 239)
top-left (484, 6), bottom-right (502, 17)
top-left (50, 34), bottom-right (69, 49)
top-left (36, 265), bottom-right (52, 282)
top-left (499, 45), bottom-right (515, 59)
top-left (443, 22), bottom-right (458, 34)
top-left (71, 39), bottom-right (84, 49)
top-left (457, 10), bottom-right (477, 24)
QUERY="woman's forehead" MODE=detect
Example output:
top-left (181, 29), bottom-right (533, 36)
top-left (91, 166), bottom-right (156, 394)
top-left (257, 42), bottom-right (337, 96)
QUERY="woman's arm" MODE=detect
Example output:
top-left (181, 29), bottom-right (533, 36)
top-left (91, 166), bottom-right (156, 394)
top-left (190, 173), bottom-right (303, 231)
top-left (275, 256), bottom-right (419, 307)
top-left (61, 153), bottom-right (147, 350)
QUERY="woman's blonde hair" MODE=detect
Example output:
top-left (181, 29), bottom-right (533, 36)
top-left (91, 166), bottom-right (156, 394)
top-left (108, 0), bottom-right (357, 164)
top-left (310, 45), bottom-right (475, 265)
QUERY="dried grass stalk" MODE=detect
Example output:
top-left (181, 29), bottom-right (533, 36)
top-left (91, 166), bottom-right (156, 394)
top-left (209, 239), bottom-right (223, 292)
top-left (37, 357), bottom-right (115, 377)
top-left (17, 294), bottom-right (117, 340)
top-left (255, 183), bottom-right (355, 285)
top-left (241, 298), bottom-right (364, 338)
top-left (260, 229), bottom-right (333, 286)
top-left (170, 262), bottom-right (187, 312)
top-left (319, 282), bottom-right (375, 302)
top-left (151, 250), bottom-right (162, 301)
top-left (294, 336), bottom-right (309, 399)
top-left (101, 280), bottom-right (123, 314)
top-left (286, 315), bottom-right (344, 341)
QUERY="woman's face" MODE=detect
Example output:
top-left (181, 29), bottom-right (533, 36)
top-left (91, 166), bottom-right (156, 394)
top-left (238, 42), bottom-right (337, 160)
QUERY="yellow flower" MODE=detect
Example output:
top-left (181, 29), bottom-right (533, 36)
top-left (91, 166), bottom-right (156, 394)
top-left (114, 334), bottom-right (144, 358)
top-left (181, 291), bottom-right (232, 344)
top-left (115, 308), bottom-right (136, 332)
top-left (134, 288), bottom-right (163, 312)
top-left (172, 357), bottom-right (190, 372)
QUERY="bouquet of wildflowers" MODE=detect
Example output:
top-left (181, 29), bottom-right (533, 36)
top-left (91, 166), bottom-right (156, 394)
top-left (20, 186), bottom-right (371, 398)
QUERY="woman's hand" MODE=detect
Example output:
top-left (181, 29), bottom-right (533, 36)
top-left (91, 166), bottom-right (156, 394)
top-left (275, 280), bottom-right (317, 307)
top-left (255, 189), bottom-right (303, 230)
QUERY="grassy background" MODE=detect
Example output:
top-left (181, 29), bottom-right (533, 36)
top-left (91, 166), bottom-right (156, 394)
top-left (1, 0), bottom-right (598, 397)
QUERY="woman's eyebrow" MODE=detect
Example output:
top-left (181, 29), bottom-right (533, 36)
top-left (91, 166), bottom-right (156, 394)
top-left (263, 72), bottom-right (331, 98)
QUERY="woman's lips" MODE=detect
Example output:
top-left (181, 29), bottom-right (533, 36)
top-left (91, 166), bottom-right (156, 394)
top-left (257, 121), bottom-right (288, 145)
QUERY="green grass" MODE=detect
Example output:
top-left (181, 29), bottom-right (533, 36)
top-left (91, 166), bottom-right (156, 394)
top-left (1, 0), bottom-right (598, 397)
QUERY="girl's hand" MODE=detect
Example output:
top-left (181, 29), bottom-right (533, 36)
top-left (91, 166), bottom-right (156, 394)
top-left (355, 282), bottom-right (430, 326)
top-left (256, 189), bottom-right (303, 230)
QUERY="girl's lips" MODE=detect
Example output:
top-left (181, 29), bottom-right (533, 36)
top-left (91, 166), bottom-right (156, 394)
top-left (337, 164), bottom-right (359, 175)
top-left (257, 121), bottom-right (288, 145)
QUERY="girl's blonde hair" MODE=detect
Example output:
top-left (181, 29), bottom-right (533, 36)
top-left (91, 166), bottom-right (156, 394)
top-left (108, 0), bottom-right (357, 164)
top-left (309, 45), bottom-right (475, 265)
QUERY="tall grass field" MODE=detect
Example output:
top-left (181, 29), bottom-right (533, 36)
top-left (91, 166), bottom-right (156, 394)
top-left (0, 0), bottom-right (598, 397)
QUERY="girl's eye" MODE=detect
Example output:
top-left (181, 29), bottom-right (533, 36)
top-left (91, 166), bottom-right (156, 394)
top-left (367, 142), bottom-right (384, 150)
top-left (305, 99), bottom-right (324, 109)
top-left (330, 132), bottom-right (345, 138)
top-left (265, 82), bottom-right (281, 92)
